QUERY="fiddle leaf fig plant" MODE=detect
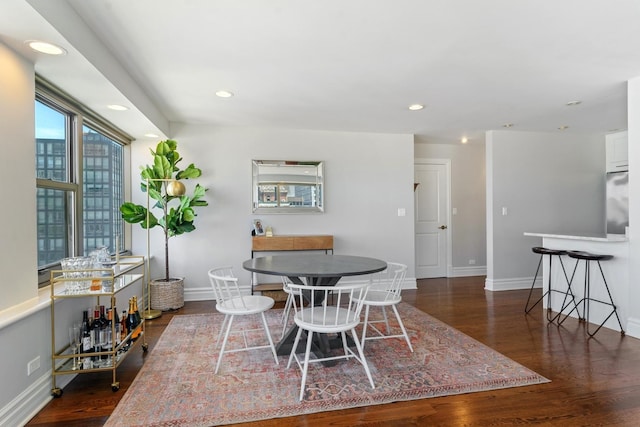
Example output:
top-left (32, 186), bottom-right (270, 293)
top-left (120, 139), bottom-right (208, 282)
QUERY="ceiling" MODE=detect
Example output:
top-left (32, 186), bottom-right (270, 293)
top-left (2, 0), bottom-right (640, 144)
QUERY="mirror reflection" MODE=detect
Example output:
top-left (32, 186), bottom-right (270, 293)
top-left (252, 160), bottom-right (324, 213)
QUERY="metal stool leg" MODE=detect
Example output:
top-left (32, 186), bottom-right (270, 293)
top-left (558, 258), bottom-right (584, 326)
top-left (585, 261), bottom-right (625, 338)
top-left (548, 254), bottom-right (580, 323)
top-left (525, 254), bottom-right (545, 313)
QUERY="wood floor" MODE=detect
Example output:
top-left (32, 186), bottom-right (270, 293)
top-left (26, 276), bottom-right (640, 426)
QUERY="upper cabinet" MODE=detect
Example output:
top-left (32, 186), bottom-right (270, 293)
top-left (606, 131), bottom-right (628, 172)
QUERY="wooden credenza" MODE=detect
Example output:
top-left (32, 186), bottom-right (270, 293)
top-left (250, 235), bottom-right (333, 295)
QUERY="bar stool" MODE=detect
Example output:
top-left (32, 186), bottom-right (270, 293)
top-left (559, 250), bottom-right (625, 337)
top-left (524, 247), bottom-right (578, 323)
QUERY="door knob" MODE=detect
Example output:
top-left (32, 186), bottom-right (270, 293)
top-left (438, 225), bottom-right (448, 230)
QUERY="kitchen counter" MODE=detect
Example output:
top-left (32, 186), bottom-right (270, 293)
top-left (523, 232), bottom-right (627, 242)
top-left (524, 231), bottom-right (628, 333)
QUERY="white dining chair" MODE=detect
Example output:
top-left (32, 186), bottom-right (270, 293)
top-left (287, 281), bottom-right (375, 401)
top-left (353, 262), bottom-right (413, 352)
top-left (208, 266), bottom-right (279, 374)
top-left (280, 276), bottom-right (299, 338)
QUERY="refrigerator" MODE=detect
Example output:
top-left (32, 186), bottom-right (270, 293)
top-left (606, 171), bottom-right (629, 235)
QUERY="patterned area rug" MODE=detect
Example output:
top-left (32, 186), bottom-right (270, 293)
top-left (105, 303), bottom-right (549, 426)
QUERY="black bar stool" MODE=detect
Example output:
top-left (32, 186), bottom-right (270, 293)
top-left (558, 250), bottom-right (625, 337)
top-left (525, 247), bottom-right (578, 322)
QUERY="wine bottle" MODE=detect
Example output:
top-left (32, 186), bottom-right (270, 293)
top-left (133, 296), bottom-right (141, 325)
top-left (113, 307), bottom-right (121, 346)
top-left (92, 308), bottom-right (102, 364)
top-left (120, 310), bottom-right (128, 344)
top-left (127, 298), bottom-right (139, 340)
top-left (80, 310), bottom-right (92, 369)
top-left (102, 308), bottom-right (113, 365)
top-left (132, 296), bottom-right (142, 339)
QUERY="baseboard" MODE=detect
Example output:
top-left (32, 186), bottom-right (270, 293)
top-left (451, 265), bottom-right (487, 277)
top-left (485, 276), bottom-right (540, 291)
top-left (0, 370), bottom-right (74, 427)
top-left (625, 317), bottom-right (640, 340)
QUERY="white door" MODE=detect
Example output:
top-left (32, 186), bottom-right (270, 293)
top-left (414, 162), bottom-right (449, 278)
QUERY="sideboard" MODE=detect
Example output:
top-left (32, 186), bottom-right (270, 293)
top-left (250, 235), bottom-right (334, 295)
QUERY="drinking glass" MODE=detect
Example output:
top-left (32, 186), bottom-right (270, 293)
top-left (68, 324), bottom-right (80, 370)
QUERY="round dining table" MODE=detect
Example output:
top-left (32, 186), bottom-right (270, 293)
top-left (242, 254), bottom-right (387, 358)
top-left (242, 253), bottom-right (387, 286)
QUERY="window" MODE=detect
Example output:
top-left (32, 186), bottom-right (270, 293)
top-left (35, 81), bottom-right (129, 286)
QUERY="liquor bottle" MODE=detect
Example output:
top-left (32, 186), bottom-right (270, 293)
top-left (113, 307), bottom-right (121, 346)
top-left (92, 308), bottom-right (102, 364)
top-left (104, 308), bottom-right (113, 349)
top-left (80, 310), bottom-right (92, 369)
top-left (132, 297), bottom-right (142, 340)
top-left (133, 296), bottom-right (141, 325)
top-left (102, 308), bottom-right (113, 365)
top-left (121, 310), bottom-right (128, 343)
top-left (127, 298), bottom-right (139, 341)
top-left (98, 305), bottom-right (108, 329)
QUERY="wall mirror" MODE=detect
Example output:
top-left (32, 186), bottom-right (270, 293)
top-left (252, 160), bottom-right (324, 213)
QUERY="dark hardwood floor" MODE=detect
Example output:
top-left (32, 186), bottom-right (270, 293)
top-left (26, 276), bottom-right (640, 426)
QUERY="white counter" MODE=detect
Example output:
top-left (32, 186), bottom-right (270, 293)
top-left (524, 232), bottom-right (629, 333)
top-left (524, 232), bottom-right (628, 243)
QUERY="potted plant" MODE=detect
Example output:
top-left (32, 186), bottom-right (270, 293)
top-left (120, 139), bottom-right (208, 310)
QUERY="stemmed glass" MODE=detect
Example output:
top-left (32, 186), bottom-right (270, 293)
top-left (68, 324), bottom-right (81, 370)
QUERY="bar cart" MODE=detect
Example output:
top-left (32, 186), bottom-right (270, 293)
top-left (50, 255), bottom-right (148, 396)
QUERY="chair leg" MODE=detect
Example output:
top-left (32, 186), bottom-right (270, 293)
top-left (299, 330), bottom-right (314, 401)
top-left (391, 304), bottom-right (413, 352)
top-left (216, 314), bottom-right (229, 348)
top-left (381, 306), bottom-right (390, 333)
top-left (282, 294), bottom-right (292, 323)
top-left (341, 331), bottom-right (349, 355)
top-left (281, 294), bottom-right (293, 339)
top-left (260, 312), bottom-right (279, 365)
top-left (350, 328), bottom-right (375, 389)
top-left (215, 315), bottom-right (235, 374)
top-left (360, 305), bottom-right (371, 350)
top-left (287, 327), bottom-right (303, 369)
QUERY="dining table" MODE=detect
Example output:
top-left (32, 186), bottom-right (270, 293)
top-left (242, 254), bottom-right (387, 358)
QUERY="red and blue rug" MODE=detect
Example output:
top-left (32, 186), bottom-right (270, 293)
top-left (105, 303), bottom-right (549, 426)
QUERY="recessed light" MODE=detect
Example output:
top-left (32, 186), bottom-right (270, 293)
top-left (502, 123), bottom-right (514, 128)
top-left (566, 100), bottom-right (582, 106)
top-left (215, 90), bottom-right (234, 98)
top-left (461, 137), bottom-right (468, 144)
top-left (107, 104), bottom-right (129, 111)
top-left (26, 40), bottom-right (67, 55)
top-left (144, 133), bottom-right (159, 138)
top-left (408, 104), bottom-right (424, 111)
top-left (558, 125), bottom-right (569, 131)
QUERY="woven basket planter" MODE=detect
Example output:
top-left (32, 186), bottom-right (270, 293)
top-left (150, 277), bottom-right (184, 311)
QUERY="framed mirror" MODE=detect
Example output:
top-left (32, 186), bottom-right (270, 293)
top-left (252, 160), bottom-right (324, 213)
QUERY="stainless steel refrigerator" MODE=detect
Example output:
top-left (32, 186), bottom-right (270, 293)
top-left (606, 171), bottom-right (629, 234)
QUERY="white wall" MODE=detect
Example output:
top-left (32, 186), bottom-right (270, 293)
top-left (486, 130), bottom-right (605, 290)
top-left (414, 141), bottom-right (486, 273)
top-left (0, 42), bottom-right (37, 311)
top-left (129, 124), bottom-right (417, 299)
top-left (626, 77), bottom-right (640, 336)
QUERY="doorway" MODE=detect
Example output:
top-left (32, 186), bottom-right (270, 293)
top-left (414, 159), bottom-right (451, 278)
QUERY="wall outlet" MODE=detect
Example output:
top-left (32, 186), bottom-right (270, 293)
top-left (469, 259), bottom-right (476, 265)
top-left (27, 356), bottom-right (40, 376)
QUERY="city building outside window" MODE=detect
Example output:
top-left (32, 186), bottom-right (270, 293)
top-left (35, 82), bottom-right (129, 287)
